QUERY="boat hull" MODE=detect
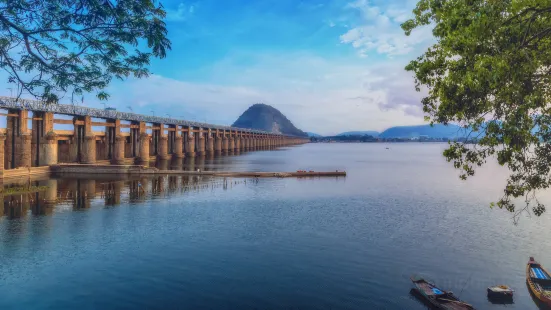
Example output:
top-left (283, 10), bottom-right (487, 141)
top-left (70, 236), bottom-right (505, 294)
top-left (487, 289), bottom-right (513, 299)
top-left (410, 277), bottom-right (474, 309)
top-left (526, 258), bottom-right (551, 307)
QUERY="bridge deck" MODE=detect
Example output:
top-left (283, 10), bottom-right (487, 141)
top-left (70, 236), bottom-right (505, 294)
top-left (0, 96), bottom-right (297, 136)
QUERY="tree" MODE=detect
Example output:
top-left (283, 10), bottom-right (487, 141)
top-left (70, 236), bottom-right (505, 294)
top-left (0, 0), bottom-right (171, 103)
top-left (402, 0), bottom-right (551, 220)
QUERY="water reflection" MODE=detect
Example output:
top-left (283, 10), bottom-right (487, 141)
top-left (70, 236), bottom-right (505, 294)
top-left (0, 173), bottom-right (250, 220)
top-left (0, 153), bottom-right (270, 220)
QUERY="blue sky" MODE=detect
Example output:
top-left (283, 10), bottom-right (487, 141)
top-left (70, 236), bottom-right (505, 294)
top-left (4, 0), bottom-right (435, 135)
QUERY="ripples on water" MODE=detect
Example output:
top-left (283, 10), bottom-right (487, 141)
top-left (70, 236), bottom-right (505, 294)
top-left (1, 143), bottom-right (551, 310)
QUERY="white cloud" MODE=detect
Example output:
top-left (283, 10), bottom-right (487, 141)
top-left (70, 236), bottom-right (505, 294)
top-left (99, 53), bottom-right (426, 135)
top-left (340, 0), bottom-right (434, 57)
top-left (165, 2), bottom-right (194, 22)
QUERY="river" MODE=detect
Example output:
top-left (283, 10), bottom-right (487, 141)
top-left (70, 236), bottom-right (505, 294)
top-left (1, 143), bottom-right (550, 309)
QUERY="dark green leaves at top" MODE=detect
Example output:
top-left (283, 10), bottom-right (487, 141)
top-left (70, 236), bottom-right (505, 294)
top-left (0, 0), bottom-right (171, 103)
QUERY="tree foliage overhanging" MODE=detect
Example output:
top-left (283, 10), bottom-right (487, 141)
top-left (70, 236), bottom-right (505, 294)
top-left (0, 0), bottom-right (171, 103)
top-left (403, 0), bottom-right (551, 219)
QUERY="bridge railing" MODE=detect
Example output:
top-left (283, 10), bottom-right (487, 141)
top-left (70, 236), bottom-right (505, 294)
top-left (0, 96), bottom-right (307, 138)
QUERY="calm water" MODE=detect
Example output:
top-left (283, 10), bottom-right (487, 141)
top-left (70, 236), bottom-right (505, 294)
top-left (1, 143), bottom-right (551, 310)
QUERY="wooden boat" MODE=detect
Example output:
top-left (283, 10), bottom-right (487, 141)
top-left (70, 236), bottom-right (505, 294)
top-left (526, 257), bottom-right (551, 307)
top-left (487, 285), bottom-right (513, 299)
top-left (411, 276), bottom-right (475, 309)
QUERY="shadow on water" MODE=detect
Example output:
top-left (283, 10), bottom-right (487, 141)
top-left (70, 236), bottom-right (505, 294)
top-left (0, 155), bottom-right (264, 219)
top-left (487, 295), bottom-right (515, 305)
top-left (409, 288), bottom-right (435, 309)
top-left (0, 173), bottom-right (255, 220)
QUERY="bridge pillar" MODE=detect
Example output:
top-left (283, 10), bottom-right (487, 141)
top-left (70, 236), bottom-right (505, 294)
top-left (214, 133), bottom-right (222, 155)
top-left (5, 110), bottom-right (15, 169)
top-left (197, 129), bottom-right (206, 156)
top-left (82, 136), bottom-right (96, 164)
top-left (138, 130), bottom-right (150, 166)
top-left (0, 135), bottom-right (5, 175)
top-left (10, 110), bottom-right (32, 168)
top-left (41, 131), bottom-right (58, 166)
top-left (222, 135), bottom-right (228, 153)
top-left (81, 116), bottom-right (96, 164)
top-left (233, 138), bottom-right (240, 155)
top-left (234, 132), bottom-right (240, 152)
top-left (173, 125), bottom-right (184, 158)
top-left (228, 134), bottom-right (235, 153)
top-left (186, 128), bottom-right (195, 157)
top-left (206, 129), bottom-right (214, 155)
top-left (113, 135), bottom-right (125, 164)
top-left (158, 124), bottom-right (169, 160)
top-left (105, 119), bottom-right (114, 160)
top-left (130, 122), bottom-right (139, 159)
top-left (33, 111), bottom-right (58, 166)
top-left (174, 136), bottom-right (184, 158)
top-left (112, 119), bottom-right (125, 165)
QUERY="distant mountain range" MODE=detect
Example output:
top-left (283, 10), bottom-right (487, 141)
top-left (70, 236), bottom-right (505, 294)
top-left (337, 131), bottom-right (379, 137)
top-left (232, 103), bottom-right (307, 137)
top-left (379, 124), bottom-right (467, 139)
top-left (323, 124), bottom-right (470, 139)
top-left (307, 132), bottom-right (322, 137)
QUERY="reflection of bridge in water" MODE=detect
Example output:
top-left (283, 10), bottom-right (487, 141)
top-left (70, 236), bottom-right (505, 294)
top-left (0, 163), bottom-right (252, 219)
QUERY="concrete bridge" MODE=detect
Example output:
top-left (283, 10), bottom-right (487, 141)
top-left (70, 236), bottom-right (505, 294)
top-left (0, 96), bottom-right (308, 177)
